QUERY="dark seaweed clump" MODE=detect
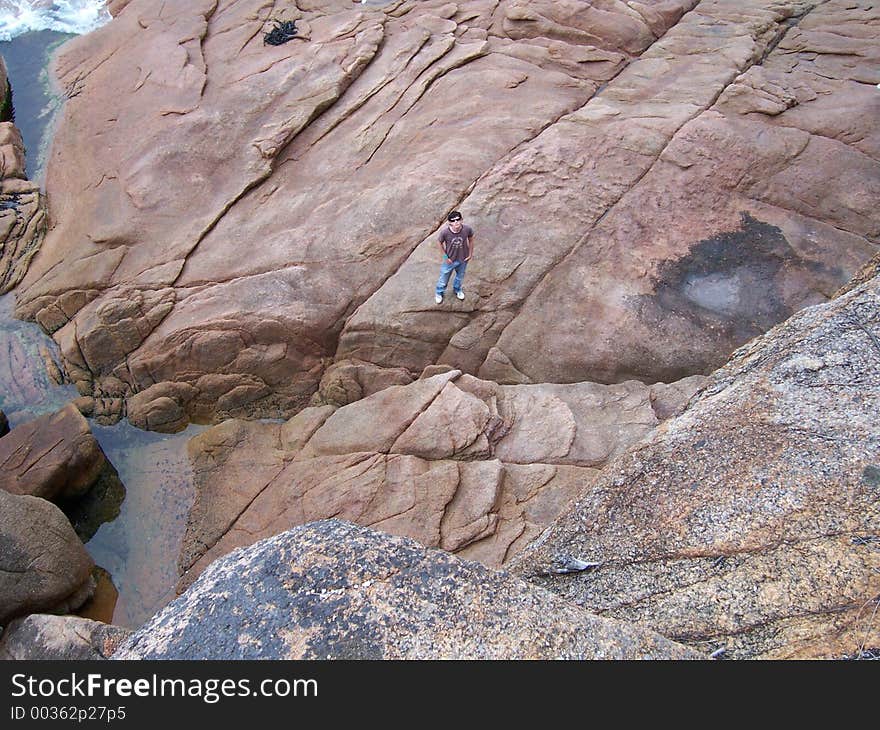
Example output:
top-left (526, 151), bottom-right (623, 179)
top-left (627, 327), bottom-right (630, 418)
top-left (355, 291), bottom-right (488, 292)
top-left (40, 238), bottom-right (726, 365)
top-left (264, 19), bottom-right (298, 46)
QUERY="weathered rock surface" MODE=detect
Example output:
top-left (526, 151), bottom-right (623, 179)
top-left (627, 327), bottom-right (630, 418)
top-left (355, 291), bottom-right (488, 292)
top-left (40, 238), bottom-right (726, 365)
top-left (179, 369), bottom-right (707, 590)
top-left (510, 274), bottom-right (880, 660)
top-left (0, 403), bottom-right (111, 502)
top-left (0, 489), bottom-right (94, 626)
top-left (11, 0), bottom-right (727, 428)
top-left (0, 614), bottom-right (130, 660)
top-left (341, 0), bottom-right (880, 387)
top-left (0, 56), bottom-right (45, 295)
top-left (115, 520), bottom-right (702, 659)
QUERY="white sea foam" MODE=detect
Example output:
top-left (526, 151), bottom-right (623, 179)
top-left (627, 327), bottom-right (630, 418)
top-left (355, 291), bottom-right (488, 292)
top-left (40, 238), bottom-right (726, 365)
top-left (0, 0), bottom-right (111, 41)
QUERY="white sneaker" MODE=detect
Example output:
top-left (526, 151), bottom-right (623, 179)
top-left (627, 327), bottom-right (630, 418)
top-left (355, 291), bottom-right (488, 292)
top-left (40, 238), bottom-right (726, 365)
top-left (434, 294), bottom-right (443, 304)
top-left (455, 290), bottom-right (465, 300)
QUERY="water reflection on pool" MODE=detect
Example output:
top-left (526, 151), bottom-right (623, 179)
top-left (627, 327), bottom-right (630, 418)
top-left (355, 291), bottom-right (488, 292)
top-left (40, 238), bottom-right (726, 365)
top-left (85, 420), bottom-right (205, 628)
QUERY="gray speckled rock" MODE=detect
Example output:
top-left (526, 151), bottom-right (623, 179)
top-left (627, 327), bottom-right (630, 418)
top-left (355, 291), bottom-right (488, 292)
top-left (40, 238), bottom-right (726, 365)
top-left (510, 275), bottom-right (880, 659)
top-left (115, 520), bottom-right (702, 660)
top-left (0, 614), bottom-right (130, 660)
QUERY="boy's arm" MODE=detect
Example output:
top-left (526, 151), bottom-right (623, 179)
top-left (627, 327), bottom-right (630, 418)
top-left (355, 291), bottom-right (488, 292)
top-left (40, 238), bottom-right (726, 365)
top-left (438, 233), bottom-right (449, 260)
top-left (466, 234), bottom-right (475, 261)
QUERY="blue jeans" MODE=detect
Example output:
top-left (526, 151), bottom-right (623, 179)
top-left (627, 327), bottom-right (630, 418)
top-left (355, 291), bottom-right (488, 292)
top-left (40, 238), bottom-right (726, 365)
top-left (435, 259), bottom-right (467, 297)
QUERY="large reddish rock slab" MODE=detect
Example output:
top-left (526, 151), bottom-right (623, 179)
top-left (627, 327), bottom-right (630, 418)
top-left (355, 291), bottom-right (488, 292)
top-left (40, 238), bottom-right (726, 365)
top-left (509, 273), bottom-right (880, 659)
top-left (338, 0), bottom-right (879, 386)
top-left (178, 369), bottom-right (707, 590)
top-left (13, 0), bottom-right (695, 428)
top-left (0, 403), bottom-right (109, 502)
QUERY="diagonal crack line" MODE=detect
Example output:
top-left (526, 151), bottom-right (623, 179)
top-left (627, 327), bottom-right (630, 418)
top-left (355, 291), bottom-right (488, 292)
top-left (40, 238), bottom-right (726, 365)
top-left (849, 313), bottom-right (880, 358)
top-left (237, 0), bottom-right (278, 55)
top-left (739, 192), bottom-right (878, 243)
top-left (270, 16), bottom-right (394, 166)
top-left (196, 1), bottom-right (219, 97)
top-left (357, 42), bottom-right (482, 171)
top-left (329, 14), bottom-right (696, 357)
top-left (170, 169), bottom-right (274, 288)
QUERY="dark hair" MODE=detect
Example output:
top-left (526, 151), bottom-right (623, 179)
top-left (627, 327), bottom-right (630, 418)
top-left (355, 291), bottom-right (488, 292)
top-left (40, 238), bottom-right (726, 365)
top-left (447, 211), bottom-right (462, 222)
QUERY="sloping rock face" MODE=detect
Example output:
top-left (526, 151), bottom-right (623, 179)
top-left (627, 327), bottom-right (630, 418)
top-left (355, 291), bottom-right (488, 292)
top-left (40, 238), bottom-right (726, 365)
top-left (0, 614), bottom-right (130, 660)
top-left (178, 369), bottom-right (707, 590)
top-left (0, 489), bottom-right (95, 626)
top-left (115, 520), bottom-right (702, 659)
top-left (12, 0), bottom-right (726, 428)
top-left (0, 56), bottom-right (46, 295)
top-left (340, 0), bottom-right (880, 386)
top-left (509, 274), bottom-right (880, 659)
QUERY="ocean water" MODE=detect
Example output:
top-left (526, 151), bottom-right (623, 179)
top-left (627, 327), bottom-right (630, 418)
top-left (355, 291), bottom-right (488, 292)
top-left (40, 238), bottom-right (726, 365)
top-left (0, 29), bottom-right (70, 179)
top-left (0, 0), bottom-right (110, 41)
top-left (0, 2), bottom-right (110, 178)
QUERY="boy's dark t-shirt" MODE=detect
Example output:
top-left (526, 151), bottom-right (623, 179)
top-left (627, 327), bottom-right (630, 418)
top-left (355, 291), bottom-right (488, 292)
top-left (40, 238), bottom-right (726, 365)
top-left (439, 224), bottom-right (473, 263)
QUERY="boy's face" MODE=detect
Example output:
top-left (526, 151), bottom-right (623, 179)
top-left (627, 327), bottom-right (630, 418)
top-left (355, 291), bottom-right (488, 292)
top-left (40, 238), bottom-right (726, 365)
top-left (449, 218), bottom-right (463, 232)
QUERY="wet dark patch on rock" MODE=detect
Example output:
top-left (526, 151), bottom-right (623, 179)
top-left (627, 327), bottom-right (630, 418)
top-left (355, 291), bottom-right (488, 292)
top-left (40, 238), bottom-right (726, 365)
top-left (862, 465), bottom-right (880, 488)
top-left (626, 212), bottom-right (841, 381)
top-left (646, 213), bottom-right (822, 340)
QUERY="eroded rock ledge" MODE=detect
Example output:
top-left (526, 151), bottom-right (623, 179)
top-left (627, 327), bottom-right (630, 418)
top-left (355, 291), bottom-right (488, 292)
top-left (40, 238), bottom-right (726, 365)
top-left (0, 57), bottom-right (45, 296)
top-left (178, 367), bottom-right (707, 591)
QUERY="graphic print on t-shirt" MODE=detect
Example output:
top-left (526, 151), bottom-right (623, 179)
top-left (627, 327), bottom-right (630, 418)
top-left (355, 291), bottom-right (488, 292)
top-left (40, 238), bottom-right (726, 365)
top-left (440, 224), bottom-right (472, 262)
top-left (446, 234), bottom-right (465, 259)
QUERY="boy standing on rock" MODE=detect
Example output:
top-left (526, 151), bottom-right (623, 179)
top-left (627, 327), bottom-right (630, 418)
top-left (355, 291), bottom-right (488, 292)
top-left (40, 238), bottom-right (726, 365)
top-left (435, 211), bottom-right (474, 304)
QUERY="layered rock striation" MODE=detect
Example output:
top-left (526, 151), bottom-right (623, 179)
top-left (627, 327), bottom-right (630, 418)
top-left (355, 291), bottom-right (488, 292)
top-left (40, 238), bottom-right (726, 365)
top-left (0, 56), bottom-right (46, 295)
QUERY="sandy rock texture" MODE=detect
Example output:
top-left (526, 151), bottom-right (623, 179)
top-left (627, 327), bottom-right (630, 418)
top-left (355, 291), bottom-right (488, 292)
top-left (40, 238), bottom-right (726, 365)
top-left (12, 0), bottom-right (719, 428)
top-left (115, 520), bottom-right (703, 659)
top-left (0, 56), bottom-right (45, 295)
top-left (0, 613), bottom-right (130, 660)
top-left (0, 489), bottom-right (94, 626)
top-left (509, 273), bottom-right (880, 659)
top-left (178, 368), bottom-right (707, 590)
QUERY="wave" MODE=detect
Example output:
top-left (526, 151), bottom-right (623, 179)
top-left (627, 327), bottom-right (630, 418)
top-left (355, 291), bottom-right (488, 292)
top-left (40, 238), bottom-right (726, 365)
top-left (0, 0), bottom-right (111, 42)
